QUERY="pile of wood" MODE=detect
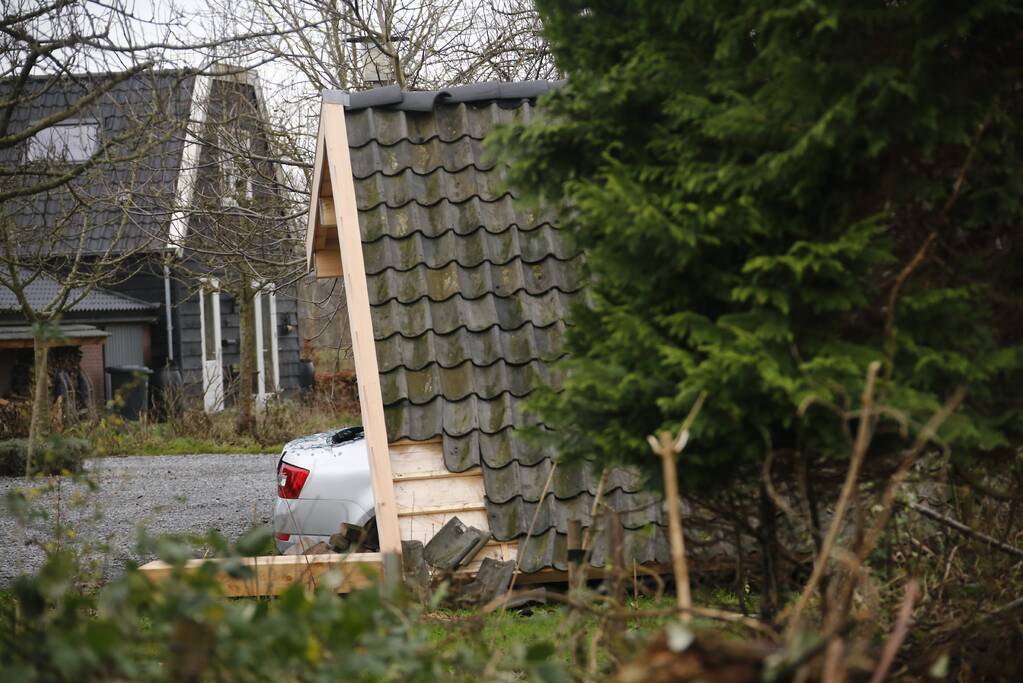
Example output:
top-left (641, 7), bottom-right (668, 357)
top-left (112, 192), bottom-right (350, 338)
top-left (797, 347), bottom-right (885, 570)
top-left (284, 516), bottom-right (513, 606)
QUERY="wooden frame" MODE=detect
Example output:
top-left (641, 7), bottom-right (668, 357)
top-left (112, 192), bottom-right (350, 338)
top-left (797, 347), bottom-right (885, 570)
top-left (316, 96), bottom-right (402, 557)
top-left (142, 552), bottom-right (383, 597)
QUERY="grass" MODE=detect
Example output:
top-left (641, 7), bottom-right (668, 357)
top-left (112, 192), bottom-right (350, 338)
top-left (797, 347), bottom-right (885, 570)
top-left (101, 428), bottom-right (275, 456)
top-left (64, 398), bottom-right (360, 457)
top-left (422, 587), bottom-right (755, 671)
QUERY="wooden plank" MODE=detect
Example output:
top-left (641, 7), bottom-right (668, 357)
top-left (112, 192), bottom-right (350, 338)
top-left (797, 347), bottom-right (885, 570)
top-left (138, 552), bottom-right (383, 597)
top-left (314, 249), bottom-right (343, 278)
top-left (392, 469), bottom-right (481, 482)
top-left (322, 100), bottom-right (402, 557)
top-left (304, 120), bottom-right (327, 270)
top-left (397, 502), bottom-right (487, 517)
top-left (394, 476), bottom-right (485, 514)
top-left (389, 440), bottom-right (455, 476)
top-left (390, 437), bottom-right (443, 447)
top-left (320, 196), bottom-right (337, 226)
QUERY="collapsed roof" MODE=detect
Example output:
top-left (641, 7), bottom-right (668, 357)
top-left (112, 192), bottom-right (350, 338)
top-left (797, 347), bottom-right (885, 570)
top-left (334, 82), bottom-right (669, 572)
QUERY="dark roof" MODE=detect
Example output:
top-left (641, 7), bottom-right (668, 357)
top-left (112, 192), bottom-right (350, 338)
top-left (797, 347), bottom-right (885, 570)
top-left (341, 80), bottom-right (564, 112)
top-left (0, 71), bottom-right (196, 254)
top-left (345, 83), bottom-right (669, 573)
top-left (0, 324), bottom-right (108, 342)
top-left (0, 271), bottom-right (159, 314)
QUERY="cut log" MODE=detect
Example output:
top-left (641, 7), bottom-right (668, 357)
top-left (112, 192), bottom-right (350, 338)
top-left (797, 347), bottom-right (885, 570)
top-left (423, 516), bottom-right (491, 570)
top-left (401, 540), bottom-right (432, 601)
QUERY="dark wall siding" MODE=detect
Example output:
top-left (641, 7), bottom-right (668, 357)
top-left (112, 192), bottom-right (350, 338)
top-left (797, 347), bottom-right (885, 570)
top-left (275, 282), bottom-right (301, 391)
top-left (106, 261), bottom-right (172, 364)
top-left (170, 269), bottom-right (302, 402)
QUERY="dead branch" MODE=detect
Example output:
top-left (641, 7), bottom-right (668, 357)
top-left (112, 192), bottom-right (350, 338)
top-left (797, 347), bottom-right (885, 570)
top-left (868, 580), bottom-right (920, 683)
top-left (647, 391), bottom-right (707, 623)
top-left (787, 361), bottom-right (880, 636)
top-left (906, 501), bottom-right (1023, 561)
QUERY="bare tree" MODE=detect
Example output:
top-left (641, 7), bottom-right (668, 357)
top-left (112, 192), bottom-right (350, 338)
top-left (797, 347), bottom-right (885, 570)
top-left (191, 0), bottom-right (555, 370)
top-left (0, 0), bottom-right (201, 470)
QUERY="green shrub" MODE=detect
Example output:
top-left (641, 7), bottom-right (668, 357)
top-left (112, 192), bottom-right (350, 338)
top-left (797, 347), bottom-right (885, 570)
top-left (0, 436), bottom-right (91, 476)
top-left (0, 530), bottom-right (568, 683)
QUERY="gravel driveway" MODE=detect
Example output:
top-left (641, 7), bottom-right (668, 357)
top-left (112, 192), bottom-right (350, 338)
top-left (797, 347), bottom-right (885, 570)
top-left (0, 452), bottom-right (280, 585)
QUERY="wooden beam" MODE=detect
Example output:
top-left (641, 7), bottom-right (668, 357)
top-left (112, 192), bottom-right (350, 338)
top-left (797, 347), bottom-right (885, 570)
top-left (321, 100), bottom-right (403, 558)
top-left (320, 196), bottom-right (337, 227)
top-left (314, 249), bottom-right (343, 279)
top-left (304, 120), bottom-right (327, 270)
top-left (396, 502), bottom-right (487, 517)
top-left (391, 469), bottom-right (482, 482)
top-left (138, 552), bottom-right (383, 597)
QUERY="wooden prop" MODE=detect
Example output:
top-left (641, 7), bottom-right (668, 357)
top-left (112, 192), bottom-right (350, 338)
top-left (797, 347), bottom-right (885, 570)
top-left (647, 392), bottom-right (707, 622)
top-left (319, 96), bottom-right (402, 559)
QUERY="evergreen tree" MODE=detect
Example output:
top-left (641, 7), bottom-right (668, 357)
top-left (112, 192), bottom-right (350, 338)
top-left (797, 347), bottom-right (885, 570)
top-left (493, 1), bottom-right (1023, 492)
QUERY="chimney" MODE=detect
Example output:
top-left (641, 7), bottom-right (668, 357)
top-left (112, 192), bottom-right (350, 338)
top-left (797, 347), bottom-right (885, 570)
top-left (347, 36), bottom-right (399, 88)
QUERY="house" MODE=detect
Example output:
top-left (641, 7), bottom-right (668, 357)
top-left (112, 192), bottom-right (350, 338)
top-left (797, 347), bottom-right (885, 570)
top-left (0, 69), bottom-right (302, 414)
top-left (0, 271), bottom-right (159, 413)
top-left (305, 82), bottom-right (671, 575)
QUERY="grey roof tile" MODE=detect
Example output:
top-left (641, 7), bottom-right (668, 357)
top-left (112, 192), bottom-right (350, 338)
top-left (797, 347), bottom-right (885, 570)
top-left (515, 524), bottom-right (670, 574)
top-left (346, 85), bottom-right (664, 571)
top-left (0, 270), bottom-right (160, 314)
top-left (443, 427), bottom-right (556, 471)
top-left (486, 487), bottom-right (663, 540)
top-left (350, 135), bottom-right (488, 179)
top-left (346, 100), bottom-right (538, 148)
top-left (345, 80), bottom-right (563, 113)
top-left (481, 457), bottom-right (647, 504)
top-left (368, 254), bottom-right (584, 305)
top-left (374, 322), bottom-right (568, 373)
top-left (380, 358), bottom-right (562, 406)
top-left (355, 165), bottom-right (509, 208)
top-left (370, 288), bottom-right (582, 339)
top-left (363, 223), bottom-right (574, 274)
top-left (383, 392), bottom-right (540, 442)
top-left (359, 195), bottom-right (555, 242)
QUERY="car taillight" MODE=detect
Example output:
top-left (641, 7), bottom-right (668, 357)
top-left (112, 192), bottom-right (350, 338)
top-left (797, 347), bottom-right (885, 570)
top-left (275, 533), bottom-right (290, 541)
top-left (278, 463), bottom-right (309, 499)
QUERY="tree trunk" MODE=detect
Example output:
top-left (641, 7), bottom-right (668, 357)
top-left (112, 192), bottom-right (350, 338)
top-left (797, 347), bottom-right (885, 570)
top-left (235, 285), bottom-right (257, 437)
top-left (758, 483), bottom-right (781, 620)
top-left (26, 326), bottom-right (50, 476)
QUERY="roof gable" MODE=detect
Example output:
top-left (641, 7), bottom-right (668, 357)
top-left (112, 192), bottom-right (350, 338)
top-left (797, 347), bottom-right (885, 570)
top-left (1, 71), bottom-right (197, 255)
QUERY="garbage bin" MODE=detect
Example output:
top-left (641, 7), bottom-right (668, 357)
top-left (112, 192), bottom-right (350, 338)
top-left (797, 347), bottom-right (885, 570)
top-left (106, 365), bottom-right (153, 420)
top-left (298, 358), bottom-right (315, 393)
top-left (149, 362), bottom-right (183, 421)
